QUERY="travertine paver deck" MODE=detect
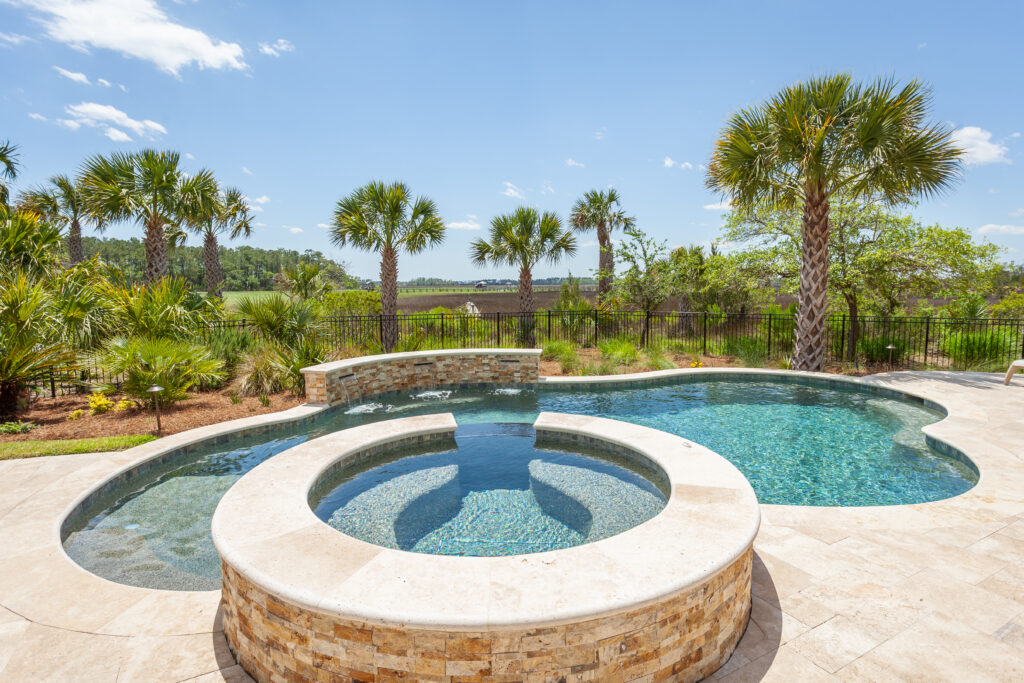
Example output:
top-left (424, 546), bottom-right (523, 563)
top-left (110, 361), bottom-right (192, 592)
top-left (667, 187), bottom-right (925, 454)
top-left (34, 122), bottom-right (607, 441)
top-left (0, 371), bottom-right (1023, 681)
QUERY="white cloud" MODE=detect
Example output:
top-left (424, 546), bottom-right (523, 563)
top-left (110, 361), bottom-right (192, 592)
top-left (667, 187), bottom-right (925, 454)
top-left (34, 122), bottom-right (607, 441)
top-left (63, 101), bottom-right (166, 138)
top-left (679, 161), bottom-right (693, 169)
top-left (252, 221), bottom-right (266, 227)
top-left (593, 127), bottom-right (606, 141)
top-left (917, 42), bottom-right (927, 49)
top-left (952, 126), bottom-right (1010, 166)
top-left (501, 181), bottom-right (524, 199)
top-left (664, 156), bottom-right (693, 169)
top-left (285, 226), bottom-right (303, 234)
top-left (28, 112), bottom-right (47, 121)
top-left (0, 32), bottom-right (32, 46)
top-left (250, 194), bottom-right (270, 204)
top-left (1011, 132), bottom-right (1021, 139)
top-left (703, 201), bottom-right (732, 210)
top-left (53, 65), bottom-right (89, 84)
top-left (248, 205), bottom-right (263, 212)
top-left (241, 166), bottom-right (253, 175)
top-left (663, 156), bottom-right (676, 168)
top-left (565, 158), bottom-right (585, 168)
top-left (184, 152), bottom-right (194, 160)
top-left (11, 0), bottom-right (247, 76)
top-left (104, 127), bottom-right (131, 142)
top-left (316, 223), bottom-right (330, 229)
top-left (258, 38), bottom-right (294, 57)
top-left (446, 214), bottom-right (481, 230)
top-left (540, 180), bottom-right (554, 195)
top-left (978, 224), bottom-right (1024, 235)
top-left (1011, 208), bottom-right (1024, 217)
top-left (56, 118), bottom-right (81, 130)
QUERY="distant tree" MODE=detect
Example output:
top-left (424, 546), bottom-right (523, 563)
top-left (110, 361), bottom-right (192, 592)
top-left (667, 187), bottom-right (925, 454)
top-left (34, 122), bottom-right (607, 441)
top-left (707, 74), bottom-right (962, 371)
top-left (274, 261), bottom-right (332, 301)
top-left (80, 150), bottom-right (219, 283)
top-left (19, 174), bottom-right (98, 264)
top-left (177, 185), bottom-right (253, 297)
top-left (330, 181), bottom-right (445, 351)
top-left (0, 140), bottom-right (18, 208)
top-left (570, 189), bottom-right (635, 302)
top-left (607, 228), bottom-right (676, 345)
top-left (471, 206), bottom-right (576, 345)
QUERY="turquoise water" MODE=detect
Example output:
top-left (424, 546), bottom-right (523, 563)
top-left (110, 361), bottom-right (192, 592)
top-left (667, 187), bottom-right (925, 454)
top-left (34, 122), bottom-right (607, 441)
top-left (62, 376), bottom-right (977, 590)
top-left (312, 423), bottom-right (667, 556)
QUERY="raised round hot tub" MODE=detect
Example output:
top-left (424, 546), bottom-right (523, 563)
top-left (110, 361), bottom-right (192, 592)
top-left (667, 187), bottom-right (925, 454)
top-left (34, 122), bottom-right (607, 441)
top-left (212, 412), bottom-right (760, 681)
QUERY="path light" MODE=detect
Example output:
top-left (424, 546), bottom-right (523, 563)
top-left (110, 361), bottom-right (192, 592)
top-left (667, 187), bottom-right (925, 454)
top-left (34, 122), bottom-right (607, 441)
top-left (147, 385), bottom-right (164, 433)
top-left (886, 344), bottom-right (897, 371)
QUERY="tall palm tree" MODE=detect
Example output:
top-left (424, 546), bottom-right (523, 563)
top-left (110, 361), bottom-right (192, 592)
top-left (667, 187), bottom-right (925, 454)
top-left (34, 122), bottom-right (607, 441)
top-left (177, 186), bottom-right (252, 297)
top-left (471, 206), bottom-right (576, 346)
top-left (80, 150), bottom-right (219, 283)
top-left (706, 75), bottom-right (960, 371)
top-left (0, 140), bottom-right (20, 208)
top-left (330, 181), bottom-right (445, 351)
top-left (19, 175), bottom-right (98, 264)
top-left (569, 189), bottom-right (635, 302)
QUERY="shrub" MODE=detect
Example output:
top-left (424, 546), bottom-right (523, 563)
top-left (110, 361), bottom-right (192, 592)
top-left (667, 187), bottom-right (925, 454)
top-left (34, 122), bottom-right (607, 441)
top-left (858, 335), bottom-right (906, 364)
top-left (113, 398), bottom-right (136, 412)
top-left (103, 276), bottom-right (224, 340)
top-left (991, 291), bottom-right (1024, 319)
top-left (641, 346), bottom-right (676, 371)
top-left (88, 392), bottom-right (114, 415)
top-left (580, 358), bottom-right (617, 376)
top-left (67, 409), bottom-right (83, 421)
top-left (233, 346), bottom-right (285, 396)
top-left (0, 421), bottom-right (34, 434)
top-left (235, 294), bottom-right (316, 346)
top-left (314, 289), bottom-right (382, 317)
top-left (941, 328), bottom-right (1015, 369)
top-left (99, 337), bottom-right (225, 404)
top-left (598, 338), bottom-right (638, 365)
top-left (542, 341), bottom-right (579, 373)
top-left (723, 335), bottom-right (767, 367)
top-left (203, 327), bottom-right (258, 371)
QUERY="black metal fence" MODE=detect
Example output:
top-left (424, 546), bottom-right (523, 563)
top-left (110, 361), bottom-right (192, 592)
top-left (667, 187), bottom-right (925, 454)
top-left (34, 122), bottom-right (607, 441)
top-left (44, 310), bottom-right (1024, 397)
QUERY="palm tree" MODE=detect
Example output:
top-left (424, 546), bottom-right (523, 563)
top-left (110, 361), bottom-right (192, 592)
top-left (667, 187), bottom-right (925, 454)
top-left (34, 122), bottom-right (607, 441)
top-left (330, 181), bottom-right (445, 351)
top-left (177, 186), bottom-right (253, 298)
top-left (19, 175), bottom-right (98, 264)
top-left (569, 189), bottom-right (635, 302)
top-left (706, 75), bottom-right (960, 371)
top-left (275, 261), bottom-right (332, 302)
top-left (80, 150), bottom-right (219, 283)
top-left (0, 140), bottom-right (20, 208)
top-left (471, 206), bottom-right (576, 346)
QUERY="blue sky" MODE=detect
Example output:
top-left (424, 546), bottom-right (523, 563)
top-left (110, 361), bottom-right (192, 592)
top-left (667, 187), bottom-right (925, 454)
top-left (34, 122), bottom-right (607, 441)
top-left (2, 0), bottom-right (1022, 281)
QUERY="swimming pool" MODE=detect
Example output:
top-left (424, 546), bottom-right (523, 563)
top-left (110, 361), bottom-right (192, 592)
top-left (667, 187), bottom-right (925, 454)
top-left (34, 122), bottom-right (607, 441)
top-left (62, 374), bottom-right (977, 590)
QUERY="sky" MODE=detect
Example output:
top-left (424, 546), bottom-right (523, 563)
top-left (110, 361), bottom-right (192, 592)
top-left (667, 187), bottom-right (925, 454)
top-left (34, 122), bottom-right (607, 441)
top-left (2, 0), bottom-right (1023, 281)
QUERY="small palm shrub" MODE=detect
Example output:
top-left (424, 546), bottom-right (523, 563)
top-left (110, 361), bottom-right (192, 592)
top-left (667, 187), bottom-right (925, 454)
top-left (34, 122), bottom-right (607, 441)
top-left (203, 327), bottom-right (258, 371)
top-left (233, 345), bottom-right (285, 396)
top-left (598, 338), bottom-right (638, 365)
top-left (233, 335), bottom-right (336, 397)
top-left (235, 293), bottom-right (315, 346)
top-left (99, 337), bottom-right (225, 404)
top-left (104, 276), bottom-right (224, 340)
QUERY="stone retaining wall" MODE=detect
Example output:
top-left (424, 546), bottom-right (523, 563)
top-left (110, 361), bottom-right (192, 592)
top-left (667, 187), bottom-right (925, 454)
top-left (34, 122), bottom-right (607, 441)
top-left (221, 547), bottom-right (752, 682)
top-left (302, 349), bottom-right (541, 405)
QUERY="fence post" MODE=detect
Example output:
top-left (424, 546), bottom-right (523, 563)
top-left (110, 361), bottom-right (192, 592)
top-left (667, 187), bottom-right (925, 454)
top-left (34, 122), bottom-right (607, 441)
top-left (547, 310), bottom-right (552, 341)
top-left (766, 313), bottom-right (773, 359)
top-left (839, 314), bottom-right (846, 361)
top-left (496, 312), bottom-right (502, 347)
top-left (923, 316), bottom-right (931, 367)
top-left (50, 372), bottom-right (56, 399)
top-left (440, 313), bottom-right (445, 349)
top-left (593, 309), bottom-right (599, 346)
top-left (378, 314), bottom-right (384, 348)
top-left (702, 311), bottom-right (708, 356)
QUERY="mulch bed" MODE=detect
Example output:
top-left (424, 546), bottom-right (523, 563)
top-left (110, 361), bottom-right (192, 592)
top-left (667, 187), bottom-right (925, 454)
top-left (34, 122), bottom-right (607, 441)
top-left (1, 392), bottom-right (305, 443)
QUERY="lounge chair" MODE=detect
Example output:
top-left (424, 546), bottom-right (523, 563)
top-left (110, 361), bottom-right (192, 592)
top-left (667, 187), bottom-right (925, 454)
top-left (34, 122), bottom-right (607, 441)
top-left (1005, 359), bottom-right (1024, 385)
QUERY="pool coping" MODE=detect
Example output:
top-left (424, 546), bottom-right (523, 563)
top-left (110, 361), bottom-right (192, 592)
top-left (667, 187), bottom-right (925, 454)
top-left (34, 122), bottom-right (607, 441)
top-left (210, 412), bottom-right (761, 630)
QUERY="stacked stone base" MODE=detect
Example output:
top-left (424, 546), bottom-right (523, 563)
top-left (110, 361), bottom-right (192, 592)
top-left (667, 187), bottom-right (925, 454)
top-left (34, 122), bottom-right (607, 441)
top-left (220, 547), bottom-right (752, 683)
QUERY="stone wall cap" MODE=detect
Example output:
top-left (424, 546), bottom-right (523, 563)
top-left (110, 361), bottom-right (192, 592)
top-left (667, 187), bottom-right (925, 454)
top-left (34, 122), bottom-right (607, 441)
top-left (301, 348), bottom-right (542, 376)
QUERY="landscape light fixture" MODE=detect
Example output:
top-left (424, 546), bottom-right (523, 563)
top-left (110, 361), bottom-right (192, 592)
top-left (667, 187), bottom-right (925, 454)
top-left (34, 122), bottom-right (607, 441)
top-left (147, 385), bottom-right (164, 433)
top-left (886, 344), bottom-right (897, 370)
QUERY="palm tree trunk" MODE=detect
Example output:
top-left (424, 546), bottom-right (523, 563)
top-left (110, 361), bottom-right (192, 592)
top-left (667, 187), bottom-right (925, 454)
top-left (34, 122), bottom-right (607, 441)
top-left (379, 245), bottom-right (398, 352)
top-left (143, 217), bottom-right (169, 284)
top-left (794, 190), bottom-right (830, 372)
top-left (0, 382), bottom-right (19, 421)
top-left (518, 265), bottom-right (536, 346)
top-left (203, 231), bottom-right (225, 298)
top-left (597, 225), bottom-right (613, 302)
top-left (67, 218), bottom-right (84, 265)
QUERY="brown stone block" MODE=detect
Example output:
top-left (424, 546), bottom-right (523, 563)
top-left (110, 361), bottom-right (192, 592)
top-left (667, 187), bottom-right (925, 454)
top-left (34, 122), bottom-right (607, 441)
top-left (334, 622), bottom-right (373, 645)
top-left (445, 636), bottom-right (491, 658)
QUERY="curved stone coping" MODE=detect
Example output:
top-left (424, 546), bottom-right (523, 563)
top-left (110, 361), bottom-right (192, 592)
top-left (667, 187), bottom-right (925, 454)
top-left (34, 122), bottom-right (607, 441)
top-left (301, 347), bottom-right (542, 375)
top-left (212, 411), bottom-right (760, 630)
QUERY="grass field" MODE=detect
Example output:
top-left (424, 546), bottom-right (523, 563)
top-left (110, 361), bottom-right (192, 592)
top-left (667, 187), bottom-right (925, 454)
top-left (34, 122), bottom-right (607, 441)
top-left (0, 434), bottom-right (157, 460)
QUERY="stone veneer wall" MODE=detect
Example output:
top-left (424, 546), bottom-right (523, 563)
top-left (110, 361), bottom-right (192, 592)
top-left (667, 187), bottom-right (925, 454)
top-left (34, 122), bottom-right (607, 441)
top-left (220, 547), bottom-right (752, 683)
top-left (303, 351), bottom-right (540, 406)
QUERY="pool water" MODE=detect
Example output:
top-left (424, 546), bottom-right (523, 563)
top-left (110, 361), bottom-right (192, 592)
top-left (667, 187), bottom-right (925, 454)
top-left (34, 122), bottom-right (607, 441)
top-left (62, 376), bottom-right (978, 590)
top-left (312, 423), bottom-right (667, 556)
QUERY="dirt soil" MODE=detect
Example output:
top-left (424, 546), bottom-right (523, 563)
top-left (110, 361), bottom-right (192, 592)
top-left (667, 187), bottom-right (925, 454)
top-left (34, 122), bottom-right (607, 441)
top-left (1, 392), bottom-right (305, 442)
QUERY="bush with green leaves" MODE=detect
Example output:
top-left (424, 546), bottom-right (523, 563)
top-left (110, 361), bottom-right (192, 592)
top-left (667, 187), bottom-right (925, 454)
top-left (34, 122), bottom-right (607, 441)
top-left (203, 326), bottom-right (258, 371)
top-left (641, 346), bottom-right (676, 371)
top-left (98, 337), bottom-right (225, 404)
top-left (940, 328), bottom-right (1015, 369)
top-left (858, 335), bottom-right (906, 364)
top-left (103, 276), bottom-right (224, 340)
top-left (598, 338), bottom-right (638, 365)
top-left (723, 335), bottom-right (767, 367)
top-left (541, 340), bottom-right (579, 373)
top-left (0, 421), bottom-right (34, 434)
top-left (314, 289), bottom-right (382, 317)
top-left (991, 291), bottom-right (1024, 319)
top-left (235, 293), bottom-right (315, 346)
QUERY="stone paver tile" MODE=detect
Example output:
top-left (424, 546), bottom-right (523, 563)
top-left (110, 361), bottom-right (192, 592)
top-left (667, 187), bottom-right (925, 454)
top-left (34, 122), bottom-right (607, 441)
top-left (797, 580), bottom-right (925, 639)
top-left (968, 530), bottom-right (1024, 566)
top-left (894, 567), bottom-right (1024, 635)
top-left (995, 615), bottom-right (1024, 653)
top-left (978, 563), bottom-right (1024, 604)
top-left (838, 613), bottom-right (1024, 682)
top-left (98, 590), bottom-right (221, 637)
top-left (181, 664), bottom-right (255, 682)
top-left (788, 615), bottom-right (883, 674)
top-left (754, 527), bottom-right (898, 584)
top-left (116, 631), bottom-right (235, 682)
top-left (0, 621), bottom-right (124, 681)
top-left (1001, 518), bottom-right (1024, 542)
top-left (0, 618), bottom-right (31, 673)
top-left (751, 550), bottom-right (815, 601)
top-left (717, 642), bottom-right (837, 683)
top-left (923, 520), bottom-right (1009, 548)
top-left (733, 594), bottom-right (811, 662)
top-left (777, 591), bottom-right (835, 629)
top-left (855, 529), bottom-right (1008, 584)
top-left (830, 535), bottom-right (925, 578)
top-left (711, 649), bottom-right (750, 678)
